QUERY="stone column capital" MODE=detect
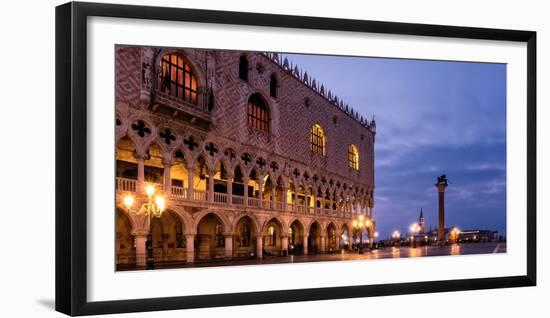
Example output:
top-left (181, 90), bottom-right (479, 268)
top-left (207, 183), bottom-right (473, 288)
top-left (132, 230), bottom-right (149, 237)
top-left (436, 183), bottom-right (448, 192)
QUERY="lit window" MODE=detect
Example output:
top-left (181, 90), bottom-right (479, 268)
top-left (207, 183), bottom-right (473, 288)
top-left (160, 53), bottom-right (198, 105)
top-left (348, 144), bottom-right (359, 170)
top-left (310, 124), bottom-right (325, 155)
top-left (247, 94), bottom-right (270, 133)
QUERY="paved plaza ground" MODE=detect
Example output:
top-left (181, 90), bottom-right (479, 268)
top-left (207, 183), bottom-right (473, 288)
top-left (118, 242), bottom-right (506, 271)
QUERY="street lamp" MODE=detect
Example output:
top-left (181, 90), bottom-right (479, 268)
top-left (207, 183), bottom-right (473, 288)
top-left (392, 230), bottom-right (401, 247)
top-left (410, 223), bottom-right (420, 248)
top-left (451, 227), bottom-right (460, 244)
top-left (353, 214), bottom-right (370, 254)
top-left (123, 184), bottom-right (167, 268)
top-left (123, 184), bottom-right (166, 218)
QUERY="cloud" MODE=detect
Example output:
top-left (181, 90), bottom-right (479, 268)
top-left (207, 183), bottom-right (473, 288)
top-left (284, 53), bottom-right (507, 237)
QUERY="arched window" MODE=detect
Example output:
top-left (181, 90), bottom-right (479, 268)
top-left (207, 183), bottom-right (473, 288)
top-left (310, 124), bottom-right (325, 155)
top-left (247, 94), bottom-right (270, 133)
top-left (270, 74), bottom-right (278, 98)
top-left (239, 56), bottom-right (249, 81)
top-left (348, 144), bottom-right (359, 170)
top-left (160, 53), bottom-right (198, 105)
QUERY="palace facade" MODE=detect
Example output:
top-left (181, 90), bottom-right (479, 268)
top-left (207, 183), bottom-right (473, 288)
top-left (115, 46), bottom-right (377, 268)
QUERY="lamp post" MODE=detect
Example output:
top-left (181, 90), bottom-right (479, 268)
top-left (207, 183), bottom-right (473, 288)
top-left (392, 230), bottom-right (401, 247)
top-left (451, 227), bottom-right (460, 244)
top-left (410, 223), bottom-right (420, 248)
top-left (353, 214), bottom-right (370, 254)
top-left (123, 184), bottom-right (166, 268)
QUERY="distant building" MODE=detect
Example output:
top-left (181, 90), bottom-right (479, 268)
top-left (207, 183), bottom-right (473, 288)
top-left (418, 208), bottom-right (425, 234)
top-left (458, 230), bottom-right (497, 242)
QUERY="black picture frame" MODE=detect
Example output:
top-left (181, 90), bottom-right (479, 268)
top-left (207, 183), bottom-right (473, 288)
top-left (55, 1), bottom-right (537, 316)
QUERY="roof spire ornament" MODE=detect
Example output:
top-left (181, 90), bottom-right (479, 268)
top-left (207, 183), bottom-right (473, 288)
top-left (283, 57), bottom-right (289, 70)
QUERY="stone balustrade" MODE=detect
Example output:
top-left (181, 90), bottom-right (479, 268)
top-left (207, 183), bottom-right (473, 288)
top-left (116, 177), bottom-right (355, 219)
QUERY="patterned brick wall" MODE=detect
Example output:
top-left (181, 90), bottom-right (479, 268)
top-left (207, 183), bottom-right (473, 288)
top-left (115, 46), bottom-right (375, 190)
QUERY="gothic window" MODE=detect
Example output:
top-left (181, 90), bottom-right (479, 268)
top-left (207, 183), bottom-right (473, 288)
top-left (160, 53), bottom-right (198, 105)
top-left (310, 124), bottom-right (325, 155)
top-left (348, 144), bottom-right (359, 170)
top-left (215, 223), bottom-right (225, 247)
top-left (267, 226), bottom-right (276, 246)
top-left (247, 94), bottom-right (270, 133)
top-left (270, 74), bottom-right (278, 98)
top-left (239, 55), bottom-right (249, 81)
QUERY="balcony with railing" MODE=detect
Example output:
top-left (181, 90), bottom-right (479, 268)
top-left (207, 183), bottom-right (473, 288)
top-left (116, 177), bottom-right (351, 219)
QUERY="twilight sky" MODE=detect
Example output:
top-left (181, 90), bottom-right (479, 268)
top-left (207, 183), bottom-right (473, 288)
top-left (285, 53), bottom-right (507, 239)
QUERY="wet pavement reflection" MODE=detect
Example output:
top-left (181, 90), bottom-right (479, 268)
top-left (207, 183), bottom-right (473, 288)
top-left (118, 242), bottom-right (506, 271)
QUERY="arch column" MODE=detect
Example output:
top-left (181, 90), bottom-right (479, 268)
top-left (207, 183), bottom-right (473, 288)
top-left (257, 175), bottom-right (264, 208)
top-left (243, 177), bottom-right (250, 207)
top-left (226, 172), bottom-right (234, 205)
top-left (336, 234), bottom-right (341, 252)
top-left (271, 188), bottom-right (276, 210)
top-left (224, 234), bottom-right (233, 260)
top-left (133, 231), bottom-right (148, 267)
top-left (281, 235), bottom-right (289, 256)
top-left (256, 236), bottom-right (263, 258)
top-left (293, 189), bottom-right (299, 212)
top-left (137, 155), bottom-right (145, 192)
top-left (320, 235), bottom-right (326, 253)
top-left (186, 163), bottom-right (194, 200)
top-left (302, 235), bottom-right (309, 255)
top-left (282, 186), bottom-right (288, 211)
top-left (312, 193), bottom-right (317, 213)
top-left (163, 159), bottom-right (172, 195)
top-left (185, 234), bottom-right (195, 263)
top-left (208, 169), bottom-right (215, 203)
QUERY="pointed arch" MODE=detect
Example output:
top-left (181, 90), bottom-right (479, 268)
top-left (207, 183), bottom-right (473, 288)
top-left (158, 51), bottom-right (200, 105)
top-left (247, 93), bottom-right (270, 133)
top-left (310, 124), bottom-right (326, 155)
